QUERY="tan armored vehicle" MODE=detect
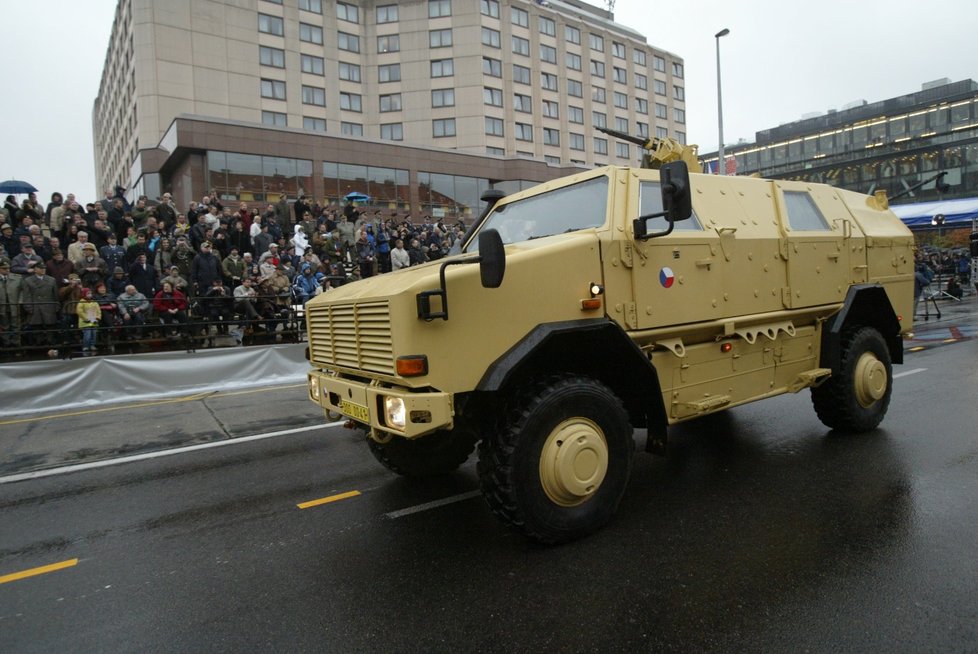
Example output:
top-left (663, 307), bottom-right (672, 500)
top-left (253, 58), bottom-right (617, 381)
top-left (304, 159), bottom-right (914, 543)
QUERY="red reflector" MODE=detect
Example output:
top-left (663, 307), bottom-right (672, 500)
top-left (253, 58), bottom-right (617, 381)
top-left (396, 355), bottom-right (428, 377)
top-left (581, 298), bottom-right (602, 310)
top-left (720, 342), bottom-right (733, 353)
top-left (897, 315), bottom-right (903, 322)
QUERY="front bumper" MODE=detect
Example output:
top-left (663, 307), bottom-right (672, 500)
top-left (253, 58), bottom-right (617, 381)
top-left (307, 370), bottom-right (454, 439)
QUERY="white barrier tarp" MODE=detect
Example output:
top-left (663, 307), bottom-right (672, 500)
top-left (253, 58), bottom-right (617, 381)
top-left (0, 344), bottom-right (309, 417)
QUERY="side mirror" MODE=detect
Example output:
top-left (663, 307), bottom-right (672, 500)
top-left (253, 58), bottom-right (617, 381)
top-left (478, 229), bottom-right (505, 288)
top-left (480, 189), bottom-right (506, 209)
top-left (660, 161), bottom-right (692, 222)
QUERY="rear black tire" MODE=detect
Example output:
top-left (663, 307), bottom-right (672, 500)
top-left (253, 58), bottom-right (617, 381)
top-left (812, 326), bottom-right (892, 432)
top-left (478, 375), bottom-right (634, 544)
top-left (367, 425), bottom-right (477, 477)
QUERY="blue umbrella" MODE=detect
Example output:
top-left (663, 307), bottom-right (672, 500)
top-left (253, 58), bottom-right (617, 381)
top-left (344, 191), bottom-right (370, 202)
top-left (0, 179), bottom-right (38, 194)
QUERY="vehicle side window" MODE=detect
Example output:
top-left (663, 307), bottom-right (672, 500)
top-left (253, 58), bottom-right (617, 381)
top-left (639, 182), bottom-right (701, 231)
top-left (783, 190), bottom-right (830, 231)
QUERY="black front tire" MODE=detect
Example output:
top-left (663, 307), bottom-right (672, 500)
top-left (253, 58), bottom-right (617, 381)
top-left (812, 326), bottom-right (893, 432)
top-left (367, 425), bottom-right (477, 477)
top-left (478, 375), bottom-right (634, 544)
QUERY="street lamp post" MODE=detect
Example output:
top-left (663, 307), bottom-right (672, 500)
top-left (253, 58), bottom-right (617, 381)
top-left (715, 28), bottom-right (730, 175)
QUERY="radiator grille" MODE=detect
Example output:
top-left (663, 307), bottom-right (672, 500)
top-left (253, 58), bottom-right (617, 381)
top-left (307, 300), bottom-right (395, 375)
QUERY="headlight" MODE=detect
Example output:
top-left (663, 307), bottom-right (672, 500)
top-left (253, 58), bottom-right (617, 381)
top-left (384, 397), bottom-right (406, 430)
top-left (309, 375), bottom-right (320, 402)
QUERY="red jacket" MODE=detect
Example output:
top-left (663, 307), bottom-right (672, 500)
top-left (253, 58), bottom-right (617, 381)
top-left (153, 289), bottom-right (188, 312)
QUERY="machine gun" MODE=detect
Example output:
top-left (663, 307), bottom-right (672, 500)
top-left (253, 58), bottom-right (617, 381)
top-left (597, 126), bottom-right (700, 171)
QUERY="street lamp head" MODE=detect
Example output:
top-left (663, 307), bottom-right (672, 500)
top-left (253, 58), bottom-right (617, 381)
top-left (715, 28), bottom-right (730, 38)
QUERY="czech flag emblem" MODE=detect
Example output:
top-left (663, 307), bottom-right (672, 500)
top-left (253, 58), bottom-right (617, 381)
top-left (659, 267), bottom-right (675, 288)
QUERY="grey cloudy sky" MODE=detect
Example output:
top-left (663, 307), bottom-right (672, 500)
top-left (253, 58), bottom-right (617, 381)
top-left (2, 0), bottom-right (977, 206)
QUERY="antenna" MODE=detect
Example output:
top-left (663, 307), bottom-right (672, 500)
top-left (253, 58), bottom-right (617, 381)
top-left (606, 0), bottom-right (616, 12)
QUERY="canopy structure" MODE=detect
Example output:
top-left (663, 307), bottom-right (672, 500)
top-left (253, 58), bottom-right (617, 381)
top-left (890, 197), bottom-right (978, 229)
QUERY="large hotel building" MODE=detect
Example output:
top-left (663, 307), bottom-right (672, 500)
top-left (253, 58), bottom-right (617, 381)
top-left (93, 0), bottom-right (688, 219)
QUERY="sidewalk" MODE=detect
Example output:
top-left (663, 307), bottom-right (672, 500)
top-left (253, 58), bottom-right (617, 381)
top-left (906, 291), bottom-right (978, 347)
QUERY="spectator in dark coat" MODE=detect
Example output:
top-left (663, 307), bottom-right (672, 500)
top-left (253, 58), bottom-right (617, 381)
top-left (128, 253), bottom-right (158, 299)
top-left (190, 241), bottom-right (222, 296)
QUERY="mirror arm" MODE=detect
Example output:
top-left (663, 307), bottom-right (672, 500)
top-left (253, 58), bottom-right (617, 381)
top-left (416, 257), bottom-right (481, 321)
top-left (633, 209), bottom-right (675, 241)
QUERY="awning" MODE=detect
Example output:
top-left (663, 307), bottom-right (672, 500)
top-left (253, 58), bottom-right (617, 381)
top-left (890, 197), bottom-right (978, 228)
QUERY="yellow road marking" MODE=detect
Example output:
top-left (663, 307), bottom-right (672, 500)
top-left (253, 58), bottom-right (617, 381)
top-left (0, 558), bottom-right (79, 585)
top-left (942, 338), bottom-right (958, 344)
top-left (297, 490), bottom-right (361, 510)
top-left (0, 383), bottom-right (307, 426)
top-left (908, 346), bottom-right (926, 352)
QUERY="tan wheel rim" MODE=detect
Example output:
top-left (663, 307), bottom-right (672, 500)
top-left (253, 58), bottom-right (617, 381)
top-left (854, 352), bottom-right (887, 408)
top-left (539, 418), bottom-right (609, 507)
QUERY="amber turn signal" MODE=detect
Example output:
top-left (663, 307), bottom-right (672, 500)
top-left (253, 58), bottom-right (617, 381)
top-left (581, 298), bottom-right (602, 310)
top-left (396, 355), bottom-right (428, 377)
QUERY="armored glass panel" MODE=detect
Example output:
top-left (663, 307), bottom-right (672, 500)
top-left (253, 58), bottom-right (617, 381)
top-left (783, 191), bottom-right (830, 231)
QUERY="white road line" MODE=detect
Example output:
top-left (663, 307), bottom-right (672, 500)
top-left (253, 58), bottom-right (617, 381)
top-left (384, 490), bottom-right (482, 519)
top-left (0, 421), bottom-right (345, 485)
top-left (894, 368), bottom-right (927, 379)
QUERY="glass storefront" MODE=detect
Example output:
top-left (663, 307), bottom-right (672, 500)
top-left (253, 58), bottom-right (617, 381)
top-left (418, 172), bottom-right (491, 220)
top-left (207, 151), bottom-right (313, 203)
top-left (322, 162), bottom-right (410, 209)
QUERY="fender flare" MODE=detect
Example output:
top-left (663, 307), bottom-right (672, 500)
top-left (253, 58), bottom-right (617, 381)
top-left (822, 283), bottom-right (903, 374)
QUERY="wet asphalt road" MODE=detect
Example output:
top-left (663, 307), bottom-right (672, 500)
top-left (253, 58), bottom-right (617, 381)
top-left (0, 338), bottom-right (976, 653)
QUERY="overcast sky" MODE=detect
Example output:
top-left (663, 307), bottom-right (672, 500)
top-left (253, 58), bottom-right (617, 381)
top-left (2, 0), bottom-right (977, 206)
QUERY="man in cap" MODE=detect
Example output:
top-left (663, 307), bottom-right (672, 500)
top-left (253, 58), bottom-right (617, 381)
top-left (21, 260), bottom-right (59, 345)
top-left (11, 242), bottom-right (44, 276)
top-left (99, 232), bottom-right (126, 273)
top-left (0, 223), bottom-right (17, 258)
top-left (221, 246), bottom-right (245, 289)
top-left (75, 243), bottom-right (109, 290)
top-left (161, 265), bottom-right (188, 293)
top-left (46, 248), bottom-right (75, 288)
top-left (191, 241), bottom-right (222, 297)
top-left (0, 257), bottom-right (23, 348)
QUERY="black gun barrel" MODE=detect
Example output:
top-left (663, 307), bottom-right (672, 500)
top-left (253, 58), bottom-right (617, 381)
top-left (596, 125), bottom-right (650, 149)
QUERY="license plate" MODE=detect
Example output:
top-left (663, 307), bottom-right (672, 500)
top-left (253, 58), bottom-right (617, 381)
top-left (340, 399), bottom-right (370, 423)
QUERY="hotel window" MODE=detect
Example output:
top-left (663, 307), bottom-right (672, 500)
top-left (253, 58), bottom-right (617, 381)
top-left (672, 62), bottom-right (684, 78)
top-left (539, 16), bottom-right (556, 36)
top-left (299, 0), bottom-right (322, 12)
top-left (612, 42), bottom-right (625, 58)
top-left (379, 64), bottom-right (401, 82)
top-left (300, 23), bottom-right (323, 45)
top-left (481, 0), bottom-right (499, 18)
top-left (592, 87), bottom-right (605, 104)
top-left (636, 122), bottom-right (648, 137)
top-left (543, 128), bottom-right (560, 146)
top-left (261, 79), bottom-right (286, 100)
top-left (613, 67), bottom-right (627, 84)
top-left (485, 117), bottom-right (504, 136)
top-left (337, 61), bottom-right (359, 81)
top-left (336, 2), bottom-right (358, 23)
top-left (592, 111), bottom-right (606, 128)
top-left (262, 111), bottom-right (286, 126)
top-left (484, 87), bottom-right (503, 107)
top-left (616, 142), bottom-right (629, 159)
top-left (542, 100), bottom-right (559, 118)
top-left (512, 35), bottom-right (529, 56)
top-left (431, 88), bottom-right (455, 107)
top-left (341, 122), bottom-right (363, 136)
top-left (511, 7), bottom-right (528, 27)
top-left (380, 123), bottom-right (403, 141)
top-left (568, 106), bottom-right (584, 124)
top-left (565, 25), bottom-right (581, 44)
top-left (655, 103), bottom-right (667, 119)
top-left (654, 79), bottom-right (666, 95)
top-left (302, 54), bottom-right (325, 75)
top-left (673, 86), bottom-right (685, 101)
top-left (377, 35), bottom-right (399, 53)
top-left (338, 32), bottom-right (359, 53)
top-left (259, 46), bottom-right (285, 68)
top-left (258, 14), bottom-right (284, 36)
top-left (635, 73), bottom-right (647, 90)
top-left (430, 28), bottom-right (452, 48)
top-left (615, 117), bottom-right (628, 132)
top-left (589, 33), bottom-right (604, 51)
top-left (540, 44), bottom-right (557, 64)
top-left (613, 92), bottom-right (627, 108)
top-left (541, 72), bottom-right (557, 91)
top-left (566, 52), bottom-right (582, 70)
top-left (483, 57), bottom-right (502, 77)
top-left (567, 79), bottom-right (582, 97)
top-left (633, 50), bottom-right (646, 66)
top-left (376, 4), bottom-right (397, 23)
top-left (429, 0), bottom-right (451, 18)
top-left (513, 64), bottom-right (530, 84)
top-left (515, 123), bottom-right (533, 141)
top-left (302, 85), bottom-right (325, 106)
top-left (514, 93), bottom-right (532, 113)
top-left (482, 27), bottom-right (500, 48)
top-left (590, 60), bottom-right (605, 78)
top-left (303, 117), bottom-right (326, 132)
top-left (594, 137), bottom-right (608, 154)
top-left (674, 108), bottom-right (685, 123)
top-left (340, 92), bottom-right (361, 111)
top-left (570, 133), bottom-right (585, 151)
top-left (431, 59), bottom-right (454, 78)
top-left (379, 93), bottom-right (401, 112)
top-left (433, 118), bottom-right (456, 137)
top-left (635, 98), bottom-right (648, 114)
top-left (655, 126), bottom-right (668, 139)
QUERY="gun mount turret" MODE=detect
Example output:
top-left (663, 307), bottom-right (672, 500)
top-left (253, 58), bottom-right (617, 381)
top-left (597, 126), bottom-right (700, 171)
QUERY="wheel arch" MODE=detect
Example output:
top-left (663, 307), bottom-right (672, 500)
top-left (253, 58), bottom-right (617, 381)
top-left (477, 318), bottom-right (668, 452)
top-left (821, 284), bottom-right (903, 375)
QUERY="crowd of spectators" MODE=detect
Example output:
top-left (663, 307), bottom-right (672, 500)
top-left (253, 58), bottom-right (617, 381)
top-left (0, 187), bottom-right (468, 357)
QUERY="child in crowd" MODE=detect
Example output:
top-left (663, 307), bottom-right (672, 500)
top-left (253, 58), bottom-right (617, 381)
top-left (76, 288), bottom-right (102, 354)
